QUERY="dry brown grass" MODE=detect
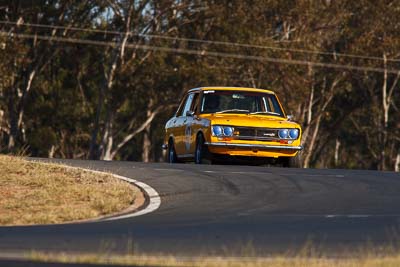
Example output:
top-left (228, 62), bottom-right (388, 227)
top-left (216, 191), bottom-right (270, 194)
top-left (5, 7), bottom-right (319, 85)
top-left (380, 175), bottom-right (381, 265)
top-left (28, 240), bottom-right (400, 266)
top-left (29, 252), bottom-right (400, 267)
top-left (0, 155), bottom-right (140, 225)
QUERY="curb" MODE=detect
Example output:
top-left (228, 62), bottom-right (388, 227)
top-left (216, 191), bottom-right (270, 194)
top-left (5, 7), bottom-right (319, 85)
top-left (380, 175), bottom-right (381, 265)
top-left (84, 169), bottom-right (161, 221)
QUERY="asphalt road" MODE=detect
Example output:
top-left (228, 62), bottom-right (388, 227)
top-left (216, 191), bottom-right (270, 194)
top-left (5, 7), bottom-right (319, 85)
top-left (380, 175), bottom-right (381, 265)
top-left (1, 159), bottom-right (400, 257)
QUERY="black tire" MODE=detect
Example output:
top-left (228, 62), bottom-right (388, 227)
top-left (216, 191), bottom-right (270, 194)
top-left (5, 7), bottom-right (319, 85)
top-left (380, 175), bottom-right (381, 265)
top-left (281, 157), bottom-right (291, 168)
top-left (167, 140), bottom-right (178, 163)
top-left (194, 134), bottom-right (211, 164)
top-left (280, 157), bottom-right (299, 168)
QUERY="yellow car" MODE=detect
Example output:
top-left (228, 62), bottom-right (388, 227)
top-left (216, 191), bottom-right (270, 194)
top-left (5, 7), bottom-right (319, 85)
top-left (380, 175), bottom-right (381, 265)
top-left (163, 87), bottom-right (302, 167)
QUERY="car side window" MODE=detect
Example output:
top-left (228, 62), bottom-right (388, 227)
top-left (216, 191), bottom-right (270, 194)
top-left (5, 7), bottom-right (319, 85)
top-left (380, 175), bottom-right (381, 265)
top-left (191, 93), bottom-right (199, 113)
top-left (264, 94), bottom-right (284, 116)
top-left (175, 94), bottom-right (188, 117)
top-left (268, 96), bottom-right (279, 113)
top-left (180, 93), bottom-right (195, 117)
top-left (263, 97), bottom-right (271, 112)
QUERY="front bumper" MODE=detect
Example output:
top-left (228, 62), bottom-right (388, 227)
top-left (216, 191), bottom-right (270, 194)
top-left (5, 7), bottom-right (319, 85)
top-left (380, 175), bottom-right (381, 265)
top-left (205, 142), bottom-right (303, 151)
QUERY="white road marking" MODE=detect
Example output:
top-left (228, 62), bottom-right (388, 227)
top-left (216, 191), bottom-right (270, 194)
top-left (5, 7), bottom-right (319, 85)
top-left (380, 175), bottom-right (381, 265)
top-left (325, 214), bottom-right (371, 218)
top-left (36, 162), bottom-right (162, 222)
top-left (86, 169), bottom-right (161, 221)
top-left (237, 213), bottom-right (385, 218)
top-left (148, 168), bottom-right (347, 179)
top-left (301, 174), bottom-right (346, 177)
top-left (153, 168), bottom-right (184, 172)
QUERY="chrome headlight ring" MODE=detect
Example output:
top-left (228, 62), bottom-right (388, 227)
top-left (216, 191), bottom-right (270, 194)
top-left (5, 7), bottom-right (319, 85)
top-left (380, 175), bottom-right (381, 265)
top-left (223, 126), bottom-right (234, 137)
top-left (289, 129), bottom-right (299, 139)
top-left (212, 125), bottom-right (234, 137)
top-left (279, 128), bottom-right (299, 140)
top-left (278, 129), bottom-right (289, 139)
top-left (212, 125), bottom-right (223, 136)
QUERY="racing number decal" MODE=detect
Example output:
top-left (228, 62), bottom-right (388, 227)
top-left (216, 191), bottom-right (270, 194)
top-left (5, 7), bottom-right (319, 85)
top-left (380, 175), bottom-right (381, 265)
top-left (185, 122), bottom-right (192, 152)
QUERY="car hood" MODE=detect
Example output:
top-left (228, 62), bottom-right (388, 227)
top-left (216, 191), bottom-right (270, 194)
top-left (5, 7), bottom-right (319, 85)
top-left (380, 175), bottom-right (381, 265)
top-left (199, 113), bottom-right (300, 129)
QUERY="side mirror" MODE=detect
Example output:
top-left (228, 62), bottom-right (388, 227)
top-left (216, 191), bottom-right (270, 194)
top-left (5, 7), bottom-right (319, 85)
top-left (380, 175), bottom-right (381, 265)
top-left (186, 110), bottom-right (195, 117)
top-left (287, 115), bottom-right (294, 121)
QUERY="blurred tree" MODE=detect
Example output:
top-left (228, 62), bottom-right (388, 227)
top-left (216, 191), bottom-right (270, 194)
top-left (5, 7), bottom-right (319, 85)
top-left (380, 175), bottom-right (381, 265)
top-left (0, 0), bottom-right (398, 170)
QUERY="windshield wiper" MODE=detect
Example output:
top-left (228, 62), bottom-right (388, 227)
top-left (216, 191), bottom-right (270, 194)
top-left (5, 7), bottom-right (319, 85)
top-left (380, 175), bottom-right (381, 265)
top-left (216, 109), bottom-right (250, 114)
top-left (249, 111), bottom-right (281, 116)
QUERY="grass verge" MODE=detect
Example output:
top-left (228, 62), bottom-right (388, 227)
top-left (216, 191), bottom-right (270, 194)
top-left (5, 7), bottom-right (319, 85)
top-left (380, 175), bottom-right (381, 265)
top-left (29, 252), bottom-right (400, 267)
top-left (0, 155), bottom-right (141, 225)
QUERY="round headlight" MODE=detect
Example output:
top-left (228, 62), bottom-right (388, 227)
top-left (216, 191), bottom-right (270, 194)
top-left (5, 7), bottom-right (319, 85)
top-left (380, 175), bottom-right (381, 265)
top-left (212, 125), bottom-right (223, 136)
top-left (289, 129), bottom-right (299, 139)
top-left (223, 126), bottom-right (234, 136)
top-left (278, 129), bottom-right (289, 139)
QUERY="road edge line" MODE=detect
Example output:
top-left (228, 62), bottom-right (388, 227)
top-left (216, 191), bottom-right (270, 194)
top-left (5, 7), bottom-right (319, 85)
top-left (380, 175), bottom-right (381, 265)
top-left (21, 159), bottom-right (162, 224)
top-left (66, 167), bottom-right (161, 221)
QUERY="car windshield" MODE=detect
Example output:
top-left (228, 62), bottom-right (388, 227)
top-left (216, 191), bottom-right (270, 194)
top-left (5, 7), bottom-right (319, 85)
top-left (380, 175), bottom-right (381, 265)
top-left (200, 90), bottom-right (284, 117)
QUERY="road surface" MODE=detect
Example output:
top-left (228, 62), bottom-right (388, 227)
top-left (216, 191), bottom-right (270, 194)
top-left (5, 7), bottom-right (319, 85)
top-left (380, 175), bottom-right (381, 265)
top-left (1, 159), bottom-right (400, 257)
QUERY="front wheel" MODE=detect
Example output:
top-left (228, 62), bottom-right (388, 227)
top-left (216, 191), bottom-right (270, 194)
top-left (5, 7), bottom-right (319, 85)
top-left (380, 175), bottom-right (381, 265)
top-left (280, 157), bottom-right (299, 168)
top-left (195, 135), bottom-right (211, 164)
top-left (167, 141), bottom-right (178, 163)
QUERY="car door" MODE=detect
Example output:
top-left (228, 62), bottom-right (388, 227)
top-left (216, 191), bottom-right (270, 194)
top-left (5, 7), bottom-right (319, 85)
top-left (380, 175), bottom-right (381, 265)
top-left (185, 92), bottom-right (201, 155)
top-left (166, 94), bottom-right (186, 149)
top-left (175, 93), bottom-right (196, 155)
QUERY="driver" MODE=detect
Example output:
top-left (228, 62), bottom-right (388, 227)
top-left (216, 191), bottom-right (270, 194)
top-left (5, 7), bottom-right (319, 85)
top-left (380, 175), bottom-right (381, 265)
top-left (203, 94), bottom-right (220, 113)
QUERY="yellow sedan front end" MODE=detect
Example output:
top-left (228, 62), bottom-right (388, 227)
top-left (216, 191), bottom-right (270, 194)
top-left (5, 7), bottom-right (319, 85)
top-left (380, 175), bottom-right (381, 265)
top-left (202, 113), bottom-right (302, 158)
top-left (163, 87), bottom-right (302, 166)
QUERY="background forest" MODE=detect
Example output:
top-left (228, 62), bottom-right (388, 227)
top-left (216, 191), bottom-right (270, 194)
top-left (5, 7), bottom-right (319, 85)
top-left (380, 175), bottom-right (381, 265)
top-left (0, 0), bottom-right (399, 171)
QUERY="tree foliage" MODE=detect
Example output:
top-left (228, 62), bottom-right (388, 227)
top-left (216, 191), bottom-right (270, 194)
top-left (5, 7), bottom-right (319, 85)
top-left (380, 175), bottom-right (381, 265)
top-left (0, 0), bottom-right (399, 170)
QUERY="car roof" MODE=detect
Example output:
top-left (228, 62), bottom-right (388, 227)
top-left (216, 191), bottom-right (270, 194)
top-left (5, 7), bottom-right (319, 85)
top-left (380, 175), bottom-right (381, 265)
top-left (188, 86), bottom-right (276, 94)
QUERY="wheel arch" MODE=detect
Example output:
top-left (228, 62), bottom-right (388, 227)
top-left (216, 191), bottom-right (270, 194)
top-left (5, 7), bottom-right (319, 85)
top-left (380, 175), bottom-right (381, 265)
top-left (195, 130), bottom-right (206, 144)
top-left (168, 135), bottom-right (175, 146)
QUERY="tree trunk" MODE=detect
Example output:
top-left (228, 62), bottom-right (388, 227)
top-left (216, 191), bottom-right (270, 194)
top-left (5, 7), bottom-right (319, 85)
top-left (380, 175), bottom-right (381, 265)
top-left (90, 46), bottom-right (120, 160)
top-left (109, 105), bottom-right (164, 160)
top-left (142, 98), bottom-right (154, 162)
top-left (88, 85), bottom-right (105, 159)
top-left (334, 138), bottom-right (340, 167)
top-left (6, 8), bottom-right (68, 152)
top-left (90, 2), bottom-right (134, 160)
top-left (300, 65), bottom-right (315, 168)
top-left (7, 87), bottom-right (18, 151)
top-left (381, 54), bottom-right (388, 170)
top-left (102, 111), bottom-right (114, 161)
top-left (303, 115), bottom-right (322, 168)
top-left (302, 75), bottom-right (339, 168)
top-left (0, 109), bottom-right (6, 151)
top-left (17, 70), bottom-right (36, 129)
top-left (380, 54), bottom-right (400, 170)
top-left (142, 126), bottom-right (151, 163)
top-left (48, 145), bottom-right (56, 158)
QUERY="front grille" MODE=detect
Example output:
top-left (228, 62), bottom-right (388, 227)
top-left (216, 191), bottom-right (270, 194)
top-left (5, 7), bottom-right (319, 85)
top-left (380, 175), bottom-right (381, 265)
top-left (235, 127), bottom-right (280, 141)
